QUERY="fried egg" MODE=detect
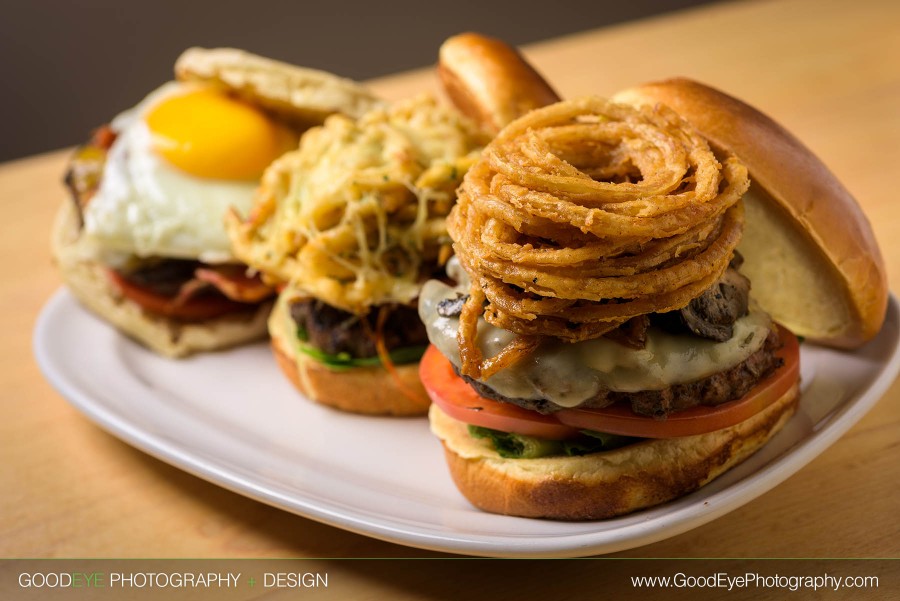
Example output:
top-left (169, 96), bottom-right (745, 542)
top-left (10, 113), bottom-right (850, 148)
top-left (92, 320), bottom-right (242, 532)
top-left (83, 82), bottom-right (296, 264)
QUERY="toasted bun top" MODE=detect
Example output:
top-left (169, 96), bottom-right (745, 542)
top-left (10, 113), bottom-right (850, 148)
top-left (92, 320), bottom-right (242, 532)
top-left (175, 47), bottom-right (384, 128)
top-left (613, 78), bottom-right (887, 348)
top-left (438, 33), bottom-right (560, 133)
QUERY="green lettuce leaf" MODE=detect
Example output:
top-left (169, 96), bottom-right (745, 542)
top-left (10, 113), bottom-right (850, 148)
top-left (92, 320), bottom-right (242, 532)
top-left (294, 326), bottom-right (426, 371)
top-left (468, 425), bottom-right (638, 459)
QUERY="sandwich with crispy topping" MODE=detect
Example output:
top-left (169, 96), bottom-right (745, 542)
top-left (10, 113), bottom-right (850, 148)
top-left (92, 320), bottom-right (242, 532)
top-left (227, 95), bottom-right (484, 414)
top-left (419, 77), bottom-right (886, 520)
top-left (226, 35), bottom-right (558, 415)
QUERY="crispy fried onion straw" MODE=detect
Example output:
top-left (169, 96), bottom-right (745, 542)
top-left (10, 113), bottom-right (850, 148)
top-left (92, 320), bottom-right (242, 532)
top-left (226, 95), bottom-right (483, 315)
top-left (449, 97), bottom-right (750, 379)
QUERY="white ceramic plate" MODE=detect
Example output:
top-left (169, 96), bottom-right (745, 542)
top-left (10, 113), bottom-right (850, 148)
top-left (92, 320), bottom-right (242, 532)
top-left (33, 290), bottom-right (900, 557)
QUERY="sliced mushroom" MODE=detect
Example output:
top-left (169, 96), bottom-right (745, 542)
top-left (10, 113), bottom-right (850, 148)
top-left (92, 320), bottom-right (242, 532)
top-left (437, 293), bottom-right (469, 318)
top-left (678, 268), bottom-right (751, 342)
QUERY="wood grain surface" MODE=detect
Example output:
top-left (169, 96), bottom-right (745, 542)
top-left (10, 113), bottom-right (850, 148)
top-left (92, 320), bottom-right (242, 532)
top-left (1, 0), bottom-right (898, 587)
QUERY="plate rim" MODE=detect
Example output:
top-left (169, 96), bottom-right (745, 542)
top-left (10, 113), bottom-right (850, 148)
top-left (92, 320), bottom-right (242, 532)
top-left (33, 289), bottom-right (900, 557)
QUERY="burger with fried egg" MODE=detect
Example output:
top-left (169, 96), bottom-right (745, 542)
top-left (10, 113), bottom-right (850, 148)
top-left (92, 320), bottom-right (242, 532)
top-left (52, 47), bottom-right (382, 357)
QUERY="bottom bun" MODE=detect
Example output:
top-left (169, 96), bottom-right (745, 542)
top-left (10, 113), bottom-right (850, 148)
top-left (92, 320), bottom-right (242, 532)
top-left (270, 314), bottom-right (431, 416)
top-left (51, 202), bottom-right (271, 358)
top-left (429, 383), bottom-right (799, 520)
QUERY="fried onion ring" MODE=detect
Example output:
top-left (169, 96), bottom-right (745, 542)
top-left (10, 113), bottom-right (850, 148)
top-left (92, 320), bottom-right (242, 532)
top-left (449, 97), bottom-right (750, 378)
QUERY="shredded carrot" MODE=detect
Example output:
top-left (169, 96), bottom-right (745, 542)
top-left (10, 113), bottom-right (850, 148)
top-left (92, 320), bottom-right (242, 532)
top-left (364, 305), bottom-right (423, 404)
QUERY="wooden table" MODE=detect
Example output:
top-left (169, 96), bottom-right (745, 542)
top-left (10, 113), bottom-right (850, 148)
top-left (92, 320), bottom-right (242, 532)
top-left (2, 0), bottom-right (898, 593)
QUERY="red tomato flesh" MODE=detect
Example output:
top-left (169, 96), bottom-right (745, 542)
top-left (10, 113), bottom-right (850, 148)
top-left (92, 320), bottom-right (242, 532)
top-left (419, 324), bottom-right (800, 440)
top-left (419, 345), bottom-right (582, 440)
top-left (107, 269), bottom-right (250, 321)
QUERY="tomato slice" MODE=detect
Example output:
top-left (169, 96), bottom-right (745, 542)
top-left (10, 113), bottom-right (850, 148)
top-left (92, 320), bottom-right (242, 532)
top-left (107, 269), bottom-right (251, 321)
top-left (419, 345), bottom-right (582, 440)
top-left (419, 324), bottom-right (800, 440)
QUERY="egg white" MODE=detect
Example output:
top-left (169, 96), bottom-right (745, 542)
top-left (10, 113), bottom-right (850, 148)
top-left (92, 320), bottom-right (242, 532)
top-left (83, 82), bottom-right (261, 265)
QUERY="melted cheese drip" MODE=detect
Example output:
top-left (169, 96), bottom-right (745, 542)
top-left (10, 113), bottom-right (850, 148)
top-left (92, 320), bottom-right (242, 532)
top-left (419, 275), bottom-right (772, 408)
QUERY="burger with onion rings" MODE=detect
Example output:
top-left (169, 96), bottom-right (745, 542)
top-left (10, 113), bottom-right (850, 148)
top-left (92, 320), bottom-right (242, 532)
top-left (418, 78), bottom-right (886, 520)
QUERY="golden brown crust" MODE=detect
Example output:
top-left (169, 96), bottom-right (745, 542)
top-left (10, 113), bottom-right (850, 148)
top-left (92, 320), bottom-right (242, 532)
top-left (270, 317), bottom-right (430, 416)
top-left (612, 78), bottom-right (887, 348)
top-left (51, 201), bottom-right (271, 358)
top-left (438, 33), bottom-right (560, 133)
top-left (175, 47), bottom-right (384, 128)
top-left (430, 382), bottom-right (799, 520)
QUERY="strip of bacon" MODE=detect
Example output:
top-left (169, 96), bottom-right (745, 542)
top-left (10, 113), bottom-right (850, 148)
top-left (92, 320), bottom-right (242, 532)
top-left (64, 125), bottom-right (119, 226)
top-left (192, 266), bottom-right (275, 303)
top-left (90, 124), bottom-right (117, 150)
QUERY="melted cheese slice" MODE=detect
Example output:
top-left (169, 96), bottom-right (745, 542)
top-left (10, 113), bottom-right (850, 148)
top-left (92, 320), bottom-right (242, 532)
top-left (419, 278), bottom-right (772, 408)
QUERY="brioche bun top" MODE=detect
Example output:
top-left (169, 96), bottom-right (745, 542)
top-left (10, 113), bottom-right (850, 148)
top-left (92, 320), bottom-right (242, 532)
top-left (438, 32), bottom-right (560, 133)
top-left (613, 78), bottom-right (887, 348)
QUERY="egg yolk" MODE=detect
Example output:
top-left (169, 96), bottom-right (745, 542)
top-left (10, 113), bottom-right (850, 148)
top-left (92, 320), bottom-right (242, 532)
top-left (145, 88), bottom-right (296, 180)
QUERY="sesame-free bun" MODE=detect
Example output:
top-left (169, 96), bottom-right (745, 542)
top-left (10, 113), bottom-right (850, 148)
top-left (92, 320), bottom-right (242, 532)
top-left (612, 78), bottom-right (887, 348)
top-left (268, 295), bottom-right (431, 416)
top-left (51, 201), bottom-right (271, 358)
top-left (429, 381), bottom-right (799, 521)
top-left (438, 33), bottom-right (560, 133)
top-left (175, 47), bottom-right (384, 128)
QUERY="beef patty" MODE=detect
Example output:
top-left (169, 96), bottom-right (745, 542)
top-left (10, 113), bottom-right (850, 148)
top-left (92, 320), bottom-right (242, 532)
top-left (461, 327), bottom-right (784, 419)
top-left (289, 298), bottom-right (429, 359)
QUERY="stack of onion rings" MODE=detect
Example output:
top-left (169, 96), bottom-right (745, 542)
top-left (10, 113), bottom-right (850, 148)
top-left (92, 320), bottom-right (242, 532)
top-left (449, 97), bottom-right (750, 378)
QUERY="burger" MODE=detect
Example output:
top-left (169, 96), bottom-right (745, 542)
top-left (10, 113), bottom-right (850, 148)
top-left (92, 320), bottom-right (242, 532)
top-left (52, 47), bottom-right (382, 357)
top-left (227, 95), bottom-right (485, 415)
top-left (419, 79), bottom-right (886, 520)
top-left (226, 33), bottom-right (559, 415)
